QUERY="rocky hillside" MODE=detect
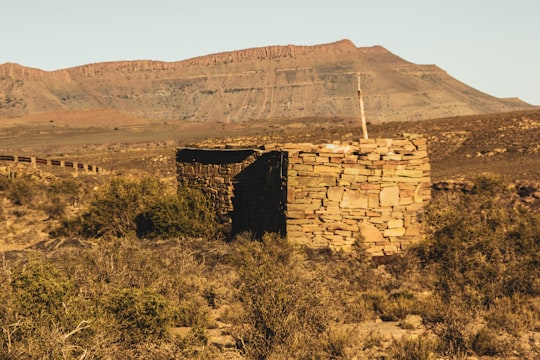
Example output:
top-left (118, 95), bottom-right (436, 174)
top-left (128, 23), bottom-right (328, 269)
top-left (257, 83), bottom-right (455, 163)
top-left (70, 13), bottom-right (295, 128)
top-left (0, 39), bottom-right (533, 123)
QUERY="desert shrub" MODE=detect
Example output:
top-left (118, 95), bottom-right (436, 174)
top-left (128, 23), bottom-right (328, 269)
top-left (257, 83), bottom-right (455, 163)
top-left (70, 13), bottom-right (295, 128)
top-left (50, 216), bottom-right (85, 238)
top-left (417, 175), bottom-right (540, 356)
top-left (341, 294), bottom-right (378, 323)
top-left (231, 233), bottom-right (333, 359)
top-left (383, 247), bottom-right (435, 293)
top-left (388, 334), bottom-right (437, 360)
top-left (1, 319), bottom-right (84, 360)
top-left (385, 290), bottom-right (422, 320)
top-left (67, 236), bottom-right (175, 291)
top-left (358, 290), bottom-right (390, 320)
top-left (346, 289), bottom-right (421, 323)
top-left (422, 175), bottom-right (540, 310)
top-left (40, 196), bottom-right (67, 219)
top-left (1, 233), bottom-right (241, 358)
top-left (40, 178), bottom-right (81, 219)
top-left (58, 178), bottom-right (80, 198)
top-left (136, 186), bottom-right (219, 239)
top-left (0, 175), bottom-right (10, 191)
top-left (55, 176), bottom-right (219, 240)
top-left (329, 246), bottom-right (377, 291)
top-left (0, 266), bottom-right (16, 355)
top-left (177, 325), bottom-right (209, 351)
top-left (48, 178), bottom-right (80, 204)
top-left (79, 176), bottom-right (164, 238)
top-left (470, 173), bottom-right (508, 196)
top-left (300, 241), bottom-right (383, 324)
top-left (5, 175), bottom-right (40, 206)
top-left (319, 324), bottom-right (359, 359)
top-left (106, 287), bottom-right (173, 343)
top-left (174, 296), bottom-right (211, 328)
top-left (11, 259), bottom-right (75, 320)
top-left (1, 175), bottom-right (84, 220)
top-left (430, 305), bottom-right (472, 357)
top-left (471, 326), bottom-right (511, 357)
top-left (1, 256), bottom-right (120, 359)
top-left (485, 295), bottom-right (539, 335)
top-left (361, 329), bottom-right (384, 351)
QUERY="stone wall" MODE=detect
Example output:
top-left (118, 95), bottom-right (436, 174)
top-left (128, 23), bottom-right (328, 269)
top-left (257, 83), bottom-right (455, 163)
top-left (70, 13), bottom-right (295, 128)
top-left (277, 137), bottom-right (430, 256)
top-left (176, 136), bottom-right (431, 256)
top-left (176, 148), bottom-right (287, 237)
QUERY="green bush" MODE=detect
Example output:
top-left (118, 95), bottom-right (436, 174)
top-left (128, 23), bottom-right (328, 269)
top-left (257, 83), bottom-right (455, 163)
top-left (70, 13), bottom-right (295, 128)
top-left (137, 186), bottom-right (218, 239)
top-left (485, 295), bottom-right (539, 335)
top-left (56, 177), bottom-right (218, 240)
top-left (40, 178), bottom-right (81, 219)
top-left (11, 260), bottom-right (75, 320)
top-left (422, 175), bottom-right (540, 310)
top-left (418, 175), bottom-right (540, 356)
top-left (232, 233), bottom-right (332, 359)
top-left (79, 177), bottom-right (163, 238)
top-left (174, 297), bottom-right (211, 328)
top-left (5, 175), bottom-right (40, 206)
top-left (388, 334), bottom-right (437, 360)
top-left (0, 175), bottom-right (9, 191)
top-left (471, 327), bottom-right (505, 357)
top-left (48, 178), bottom-right (80, 205)
top-left (106, 287), bottom-right (173, 343)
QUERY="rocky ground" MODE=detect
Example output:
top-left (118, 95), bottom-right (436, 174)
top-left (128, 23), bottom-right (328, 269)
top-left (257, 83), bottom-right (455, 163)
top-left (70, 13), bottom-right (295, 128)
top-left (2, 108), bottom-right (539, 211)
top-left (1, 109), bottom-right (539, 358)
top-left (4, 109), bottom-right (539, 177)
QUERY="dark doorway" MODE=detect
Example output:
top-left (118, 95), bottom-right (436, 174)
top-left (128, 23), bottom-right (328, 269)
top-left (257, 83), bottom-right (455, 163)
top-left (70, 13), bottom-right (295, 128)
top-left (231, 151), bottom-right (288, 238)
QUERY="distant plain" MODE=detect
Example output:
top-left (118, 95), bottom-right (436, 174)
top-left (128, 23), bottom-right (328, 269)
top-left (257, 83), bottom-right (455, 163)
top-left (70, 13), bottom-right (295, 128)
top-left (1, 108), bottom-right (539, 183)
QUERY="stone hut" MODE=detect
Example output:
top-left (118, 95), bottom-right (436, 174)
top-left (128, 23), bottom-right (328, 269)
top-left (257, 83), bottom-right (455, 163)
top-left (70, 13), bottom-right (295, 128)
top-left (176, 136), bottom-right (431, 256)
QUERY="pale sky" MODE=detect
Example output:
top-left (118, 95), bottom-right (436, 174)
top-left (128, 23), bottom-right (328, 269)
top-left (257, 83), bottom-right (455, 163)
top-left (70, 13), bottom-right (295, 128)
top-left (2, 0), bottom-right (539, 105)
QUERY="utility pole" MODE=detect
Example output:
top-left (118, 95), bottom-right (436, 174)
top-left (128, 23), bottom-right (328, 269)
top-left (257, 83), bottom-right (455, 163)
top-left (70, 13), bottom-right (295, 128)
top-left (357, 73), bottom-right (369, 139)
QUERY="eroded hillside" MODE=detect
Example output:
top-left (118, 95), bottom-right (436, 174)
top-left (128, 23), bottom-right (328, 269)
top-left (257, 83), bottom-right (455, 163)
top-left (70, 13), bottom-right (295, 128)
top-left (0, 40), bottom-right (533, 123)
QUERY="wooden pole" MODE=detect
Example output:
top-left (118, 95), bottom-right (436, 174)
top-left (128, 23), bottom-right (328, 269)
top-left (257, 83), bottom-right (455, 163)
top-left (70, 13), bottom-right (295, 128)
top-left (357, 73), bottom-right (369, 139)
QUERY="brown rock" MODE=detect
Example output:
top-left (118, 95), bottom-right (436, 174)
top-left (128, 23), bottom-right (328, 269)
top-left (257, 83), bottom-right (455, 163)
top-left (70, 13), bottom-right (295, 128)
top-left (359, 223), bottom-right (385, 242)
top-left (384, 227), bottom-right (406, 237)
top-left (387, 219), bottom-right (404, 229)
top-left (380, 186), bottom-right (400, 207)
top-left (327, 186), bottom-right (344, 202)
top-left (340, 190), bottom-right (369, 209)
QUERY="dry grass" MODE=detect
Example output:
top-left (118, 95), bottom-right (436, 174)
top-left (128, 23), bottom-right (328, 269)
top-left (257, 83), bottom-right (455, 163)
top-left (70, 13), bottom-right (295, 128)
top-left (1, 110), bottom-right (539, 358)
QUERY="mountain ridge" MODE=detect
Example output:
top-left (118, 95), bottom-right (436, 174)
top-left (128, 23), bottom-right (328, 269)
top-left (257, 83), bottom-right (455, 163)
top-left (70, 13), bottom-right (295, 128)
top-left (0, 39), bottom-right (533, 122)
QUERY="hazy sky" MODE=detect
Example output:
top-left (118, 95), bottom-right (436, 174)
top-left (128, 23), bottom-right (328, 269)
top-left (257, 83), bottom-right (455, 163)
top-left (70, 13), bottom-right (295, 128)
top-left (2, 0), bottom-right (539, 105)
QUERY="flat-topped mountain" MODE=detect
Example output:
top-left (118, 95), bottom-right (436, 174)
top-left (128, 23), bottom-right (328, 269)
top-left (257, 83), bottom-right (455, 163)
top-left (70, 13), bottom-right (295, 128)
top-left (0, 39), bottom-right (533, 123)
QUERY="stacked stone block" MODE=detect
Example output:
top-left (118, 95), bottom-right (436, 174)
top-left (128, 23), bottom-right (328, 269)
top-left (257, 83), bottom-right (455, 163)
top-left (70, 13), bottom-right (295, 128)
top-left (176, 136), bottom-right (431, 256)
top-left (176, 148), bottom-right (261, 233)
top-left (274, 137), bottom-right (431, 256)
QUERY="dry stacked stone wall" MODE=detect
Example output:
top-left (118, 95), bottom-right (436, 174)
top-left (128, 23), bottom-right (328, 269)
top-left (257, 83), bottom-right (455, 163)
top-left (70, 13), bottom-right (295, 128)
top-left (280, 137), bottom-right (430, 256)
top-left (176, 148), bottom-right (286, 237)
top-left (176, 136), bottom-right (431, 256)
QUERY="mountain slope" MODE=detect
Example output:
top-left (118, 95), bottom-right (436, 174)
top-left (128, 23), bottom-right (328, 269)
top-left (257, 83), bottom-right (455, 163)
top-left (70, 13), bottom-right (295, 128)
top-left (0, 39), bottom-right (533, 123)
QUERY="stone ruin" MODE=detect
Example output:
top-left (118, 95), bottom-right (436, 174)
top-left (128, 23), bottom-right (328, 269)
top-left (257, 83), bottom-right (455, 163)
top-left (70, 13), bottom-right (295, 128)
top-left (176, 136), bottom-right (431, 256)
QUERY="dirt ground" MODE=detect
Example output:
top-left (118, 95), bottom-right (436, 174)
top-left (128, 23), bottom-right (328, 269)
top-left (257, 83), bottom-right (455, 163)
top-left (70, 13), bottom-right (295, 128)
top-left (1, 109), bottom-right (539, 358)
top-left (1, 109), bottom-right (539, 183)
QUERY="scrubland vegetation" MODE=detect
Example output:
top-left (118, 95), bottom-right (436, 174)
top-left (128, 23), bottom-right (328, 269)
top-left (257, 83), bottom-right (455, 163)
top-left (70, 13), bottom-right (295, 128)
top-left (0, 173), bottom-right (539, 359)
